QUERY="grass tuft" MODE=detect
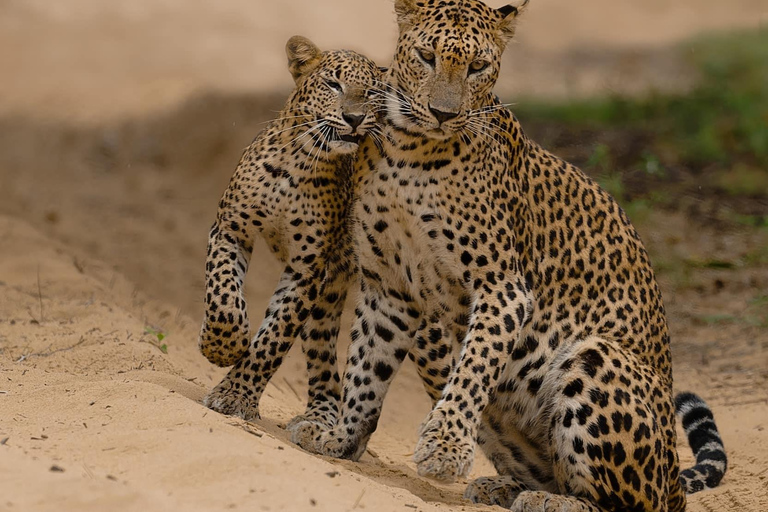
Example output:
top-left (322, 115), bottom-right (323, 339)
top-left (514, 28), bottom-right (768, 171)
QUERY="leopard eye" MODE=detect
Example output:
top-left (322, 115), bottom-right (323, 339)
top-left (325, 79), bottom-right (343, 92)
top-left (417, 48), bottom-right (436, 66)
top-left (469, 60), bottom-right (489, 74)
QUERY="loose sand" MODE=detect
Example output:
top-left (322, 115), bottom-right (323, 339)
top-left (1, 213), bottom-right (766, 511)
top-left (1, 0), bottom-right (767, 511)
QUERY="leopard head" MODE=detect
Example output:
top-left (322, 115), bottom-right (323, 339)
top-left (285, 36), bottom-right (381, 155)
top-left (385, 0), bottom-right (527, 140)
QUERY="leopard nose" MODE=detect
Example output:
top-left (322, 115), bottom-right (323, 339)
top-left (429, 105), bottom-right (458, 124)
top-left (342, 113), bottom-right (365, 130)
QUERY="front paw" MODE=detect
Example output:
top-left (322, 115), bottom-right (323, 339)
top-left (203, 379), bottom-right (260, 421)
top-left (285, 411), bottom-right (335, 432)
top-left (287, 419), bottom-right (328, 452)
top-left (290, 422), bottom-right (367, 461)
top-left (199, 308), bottom-right (250, 367)
top-left (414, 407), bottom-right (474, 482)
top-left (510, 491), bottom-right (558, 512)
top-left (316, 426), bottom-right (368, 460)
top-left (285, 399), bottom-right (339, 431)
top-left (464, 476), bottom-right (524, 508)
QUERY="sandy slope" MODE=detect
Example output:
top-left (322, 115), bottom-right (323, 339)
top-left (0, 214), bottom-right (766, 512)
top-left (0, 215), bottom-right (462, 512)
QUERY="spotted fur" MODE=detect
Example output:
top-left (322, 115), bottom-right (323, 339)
top-left (291, 1), bottom-right (726, 511)
top-left (199, 36), bottom-right (381, 426)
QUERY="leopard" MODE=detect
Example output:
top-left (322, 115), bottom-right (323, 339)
top-left (289, 1), bottom-right (727, 511)
top-left (198, 36), bottom-right (382, 428)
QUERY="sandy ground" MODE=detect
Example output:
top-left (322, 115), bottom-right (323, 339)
top-left (1, 0), bottom-right (768, 511)
top-left (1, 213), bottom-right (766, 512)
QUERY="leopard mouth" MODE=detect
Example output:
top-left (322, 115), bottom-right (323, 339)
top-left (337, 133), bottom-right (362, 144)
top-left (424, 126), bottom-right (455, 140)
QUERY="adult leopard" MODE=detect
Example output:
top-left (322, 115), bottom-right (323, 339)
top-left (291, 1), bottom-right (727, 510)
top-left (199, 36), bottom-right (380, 428)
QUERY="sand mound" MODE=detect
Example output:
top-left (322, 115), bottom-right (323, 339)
top-left (1, 212), bottom-right (766, 512)
top-left (0, 214), bottom-right (474, 511)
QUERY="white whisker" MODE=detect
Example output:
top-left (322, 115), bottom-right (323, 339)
top-left (283, 121), bottom-right (328, 153)
top-left (270, 117), bottom-right (323, 138)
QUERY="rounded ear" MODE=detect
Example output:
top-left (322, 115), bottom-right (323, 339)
top-left (394, 0), bottom-right (420, 31)
top-left (286, 36), bottom-right (322, 83)
top-left (496, 0), bottom-right (529, 46)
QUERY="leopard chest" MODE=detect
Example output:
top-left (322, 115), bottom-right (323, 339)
top-left (355, 157), bottom-right (499, 313)
top-left (256, 166), bottom-right (350, 262)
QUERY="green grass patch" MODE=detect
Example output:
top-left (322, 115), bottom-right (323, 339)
top-left (716, 164), bottom-right (768, 196)
top-left (696, 294), bottom-right (768, 328)
top-left (730, 213), bottom-right (768, 228)
top-left (514, 28), bottom-right (768, 170)
top-left (683, 258), bottom-right (737, 270)
top-left (699, 313), bottom-right (739, 326)
top-left (144, 326), bottom-right (168, 354)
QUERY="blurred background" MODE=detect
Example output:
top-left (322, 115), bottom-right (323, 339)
top-left (1, 0), bottom-right (766, 372)
top-left (1, 0), bottom-right (766, 120)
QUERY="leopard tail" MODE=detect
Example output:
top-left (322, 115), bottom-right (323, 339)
top-left (675, 392), bottom-right (727, 493)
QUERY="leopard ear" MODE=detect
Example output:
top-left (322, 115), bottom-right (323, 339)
top-left (496, 0), bottom-right (529, 46)
top-left (394, 0), bottom-right (420, 31)
top-left (286, 36), bottom-right (322, 83)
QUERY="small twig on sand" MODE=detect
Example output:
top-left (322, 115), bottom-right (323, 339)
top-left (72, 257), bottom-right (86, 274)
top-left (282, 378), bottom-right (302, 402)
top-left (36, 265), bottom-right (44, 323)
top-left (16, 335), bottom-right (86, 362)
top-left (228, 421), bottom-right (263, 438)
top-left (352, 489), bottom-right (366, 509)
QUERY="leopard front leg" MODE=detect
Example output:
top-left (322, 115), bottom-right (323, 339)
top-left (199, 221), bottom-right (254, 367)
top-left (290, 277), bottom-right (420, 458)
top-left (203, 268), bottom-right (298, 419)
top-left (285, 268), bottom-right (352, 430)
top-left (414, 278), bottom-right (532, 482)
top-left (409, 313), bottom-right (461, 404)
top-left (205, 261), bottom-right (329, 420)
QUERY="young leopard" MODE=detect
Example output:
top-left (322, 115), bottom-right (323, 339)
top-left (199, 36), bottom-right (381, 427)
top-left (291, 1), bottom-right (727, 511)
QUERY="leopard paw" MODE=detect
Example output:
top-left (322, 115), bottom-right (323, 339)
top-left (464, 476), bottom-right (525, 508)
top-left (513, 491), bottom-right (553, 512)
top-left (290, 421), bottom-right (366, 461)
top-left (287, 419), bottom-right (328, 452)
top-left (203, 380), bottom-right (260, 421)
top-left (414, 407), bottom-right (474, 482)
top-left (511, 491), bottom-right (596, 512)
top-left (315, 426), bottom-right (367, 461)
top-left (285, 411), bottom-right (335, 432)
top-left (198, 306), bottom-right (251, 367)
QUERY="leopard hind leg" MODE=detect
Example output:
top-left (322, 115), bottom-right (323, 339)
top-left (531, 335), bottom-right (680, 512)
